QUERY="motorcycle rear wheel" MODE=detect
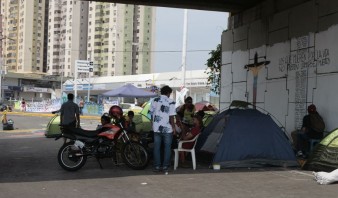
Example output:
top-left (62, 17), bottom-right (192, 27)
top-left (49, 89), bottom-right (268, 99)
top-left (122, 142), bottom-right (149, 170)
top-left (58, 142), bottom-right (87, 171)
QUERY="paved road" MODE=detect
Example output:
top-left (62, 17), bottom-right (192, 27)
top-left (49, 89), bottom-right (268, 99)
top-left (0, 114), bottom-right (100, 138)
top-left (0, 114), bottom-right (337, 197)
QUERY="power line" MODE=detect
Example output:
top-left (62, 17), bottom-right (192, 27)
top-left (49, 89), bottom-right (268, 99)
top-left (59, 49), bottom-right (214, 53)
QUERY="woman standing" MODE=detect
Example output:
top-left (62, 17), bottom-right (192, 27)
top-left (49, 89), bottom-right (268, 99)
top-left (21, 99), bottom-right (26, 112)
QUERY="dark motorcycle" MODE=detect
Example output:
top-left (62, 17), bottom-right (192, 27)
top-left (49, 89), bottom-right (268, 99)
top-left (55, 122), bottom-right (149, 171)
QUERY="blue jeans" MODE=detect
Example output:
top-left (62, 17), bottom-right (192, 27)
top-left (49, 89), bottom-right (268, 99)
top-left (153, 132), bottom-right (173, 169)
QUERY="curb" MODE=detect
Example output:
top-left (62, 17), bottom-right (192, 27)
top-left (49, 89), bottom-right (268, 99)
top-left (0, 111), bottom-right (100, 120)
top-left (0, 128), bottom-right (45, 133)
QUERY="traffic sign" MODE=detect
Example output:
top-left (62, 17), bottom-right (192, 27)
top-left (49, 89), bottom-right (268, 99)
top-left (76, 60), bottom-right (93, 73)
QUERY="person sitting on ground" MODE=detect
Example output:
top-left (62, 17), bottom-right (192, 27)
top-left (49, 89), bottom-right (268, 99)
top-left (291, 104), bottom-right (325, 157)
top-left (178, 114), bottom-right (203, 167)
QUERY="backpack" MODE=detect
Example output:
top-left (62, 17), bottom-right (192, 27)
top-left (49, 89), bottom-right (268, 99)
top-left (309, 113), bottom-right (325, 132)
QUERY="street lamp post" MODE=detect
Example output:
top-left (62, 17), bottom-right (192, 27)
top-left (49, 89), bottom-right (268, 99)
top-left (181, 9), bottom-right (188, 89)
top-left (60, 69), bottom-right (64, 102)
top-left (0, 58), bottom-right (3, 102)
top-left (0, 37), bottom-right (15, 102)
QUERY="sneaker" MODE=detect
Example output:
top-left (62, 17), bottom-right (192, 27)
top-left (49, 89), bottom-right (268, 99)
top-left (153, 167), bottom-right (161, 172)
top-left (296, 151), bottom-right (303, 157)
top-left (163, 166), bottom-right (169, 175)
top-left (162, 166), bottom-right (169, 172)
top-left (296, 151), bottom-right (307, 159)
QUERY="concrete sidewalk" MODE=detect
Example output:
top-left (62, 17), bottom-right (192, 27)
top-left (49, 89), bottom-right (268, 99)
top-left (0, 136), bottom-right (336, 198)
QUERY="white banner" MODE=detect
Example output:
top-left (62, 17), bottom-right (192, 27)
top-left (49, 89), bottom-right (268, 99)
top-left (24, 87), bottom-right (49, 93)
top-left (175, 88), bottom-right (189, 108)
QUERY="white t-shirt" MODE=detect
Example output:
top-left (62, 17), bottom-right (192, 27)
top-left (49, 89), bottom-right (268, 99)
top-left (150, 95), bottom-right (176, 133)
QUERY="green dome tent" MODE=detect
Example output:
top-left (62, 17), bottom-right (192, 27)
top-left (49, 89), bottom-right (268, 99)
top-left (45, 114), bottom-right (61, 138)
top-left (304, 128), bottom-right (338, 171)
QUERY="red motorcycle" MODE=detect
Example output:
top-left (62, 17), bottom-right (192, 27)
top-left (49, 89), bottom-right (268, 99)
top-left (56, 122), bottom-right (149, 171)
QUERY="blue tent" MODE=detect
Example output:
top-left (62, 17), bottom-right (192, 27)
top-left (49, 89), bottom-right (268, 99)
top-left (102, 84), bottom-right (157, 97)
top-left (197, 108), bottom-right (298, 168)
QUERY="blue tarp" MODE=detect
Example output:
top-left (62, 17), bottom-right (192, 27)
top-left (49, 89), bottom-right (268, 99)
top-left (197, 108), bottom-right (298, 168)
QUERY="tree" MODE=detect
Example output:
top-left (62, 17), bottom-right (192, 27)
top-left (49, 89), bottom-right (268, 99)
top-left (205, 44), bottom-right (221, 95)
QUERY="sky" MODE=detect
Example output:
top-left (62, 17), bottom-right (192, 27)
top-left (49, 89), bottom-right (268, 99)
top-left (154, 8), bottom-right (228, 73)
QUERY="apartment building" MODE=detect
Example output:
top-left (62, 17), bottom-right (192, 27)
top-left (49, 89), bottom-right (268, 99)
top-left (87, 2), bottom-right (155, 76)
top-left (2, 0), bottom-right (155, 79)
top-left (0, 3), bottom-right (2, 60)
top-left (47, 0), bottom-right (88, 77)
top-left (1, 0), bottom-right (46, 73)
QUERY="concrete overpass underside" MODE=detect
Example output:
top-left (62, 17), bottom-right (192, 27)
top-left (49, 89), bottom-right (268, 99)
top-left (82, 0), bottom-right (263, 12)
top-left (83, 0), bottom-right (338, 137)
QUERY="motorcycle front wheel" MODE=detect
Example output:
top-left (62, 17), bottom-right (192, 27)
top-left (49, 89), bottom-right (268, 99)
top-left (57, 142), bottom-right (87, 171)
top-left (122, 142), bottom-right (149, 170)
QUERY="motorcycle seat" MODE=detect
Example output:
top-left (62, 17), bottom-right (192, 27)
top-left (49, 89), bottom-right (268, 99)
top-left (63, 127), bottom-right (100, 138)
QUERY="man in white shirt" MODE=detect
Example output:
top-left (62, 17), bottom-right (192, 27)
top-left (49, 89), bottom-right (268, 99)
top-left (150, 85), bottom-right (176, 172)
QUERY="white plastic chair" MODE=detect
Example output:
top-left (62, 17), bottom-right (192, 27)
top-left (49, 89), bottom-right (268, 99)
top-left (174, 134), bottom-right (200, 170)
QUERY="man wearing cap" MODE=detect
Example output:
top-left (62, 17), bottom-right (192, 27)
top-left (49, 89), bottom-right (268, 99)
top-left (291, 104), bottom-right (325, 157)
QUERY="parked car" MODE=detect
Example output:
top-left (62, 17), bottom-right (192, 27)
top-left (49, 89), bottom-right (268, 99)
top-left (120, 103), bottom-right (142, 113)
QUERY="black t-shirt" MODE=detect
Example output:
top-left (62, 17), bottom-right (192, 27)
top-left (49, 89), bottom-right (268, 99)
top-left (302, 114), bottom-right (323, 139)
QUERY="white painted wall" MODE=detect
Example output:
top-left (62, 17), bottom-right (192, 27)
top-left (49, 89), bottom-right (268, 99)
top-left (221, 0), bottom-right (338, 135)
